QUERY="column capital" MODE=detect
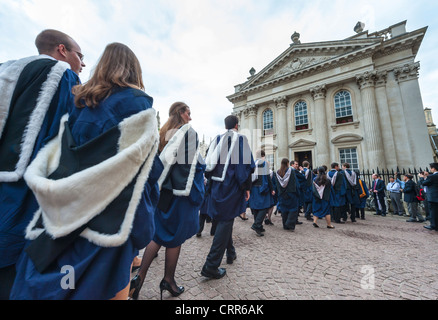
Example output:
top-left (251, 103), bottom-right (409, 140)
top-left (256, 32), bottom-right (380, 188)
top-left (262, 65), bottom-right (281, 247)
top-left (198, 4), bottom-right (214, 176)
top-left (310, 84), bottom-right (327, 100)
top-left (356, 71), bottom-right (377, 90)
top-left (246, 104), bottom-right (258, 117)
top-left (375, 70), bottom-right (388, 87)
top-left (394, 62), bottom-right (420, 83)
top-left (274, 96), bottom-right (288, 109)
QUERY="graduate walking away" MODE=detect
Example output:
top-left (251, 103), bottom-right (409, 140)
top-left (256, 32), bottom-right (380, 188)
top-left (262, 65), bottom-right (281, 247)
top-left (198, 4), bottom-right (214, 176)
top-left (202, 115), bottom-right (255, 279)
top-left (312, 167), bottom-right (335, 229)
top-left (130, 102), bottom-right (206, 300)
top-left (10, 43), bottom-right (160, 300)
top-left (272, 159), bottom-right (301, 231)
top-left (249, 150), bottom-right (275, 237)
top-left (0, 29), bottom-right (86, 300)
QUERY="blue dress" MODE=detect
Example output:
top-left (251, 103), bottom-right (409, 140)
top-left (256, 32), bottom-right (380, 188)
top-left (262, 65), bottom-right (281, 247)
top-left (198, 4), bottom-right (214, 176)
top-left (153, 160), bottom-right (206, 248)
top-left (312, 182), bottom-right (335, 218)
top-left (10, 87), bottom-right (161, 300)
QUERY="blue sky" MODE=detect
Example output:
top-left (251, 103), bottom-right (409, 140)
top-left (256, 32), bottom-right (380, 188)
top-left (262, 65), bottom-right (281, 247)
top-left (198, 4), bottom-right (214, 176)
top-left (1, 0), bottom-right (437, 142)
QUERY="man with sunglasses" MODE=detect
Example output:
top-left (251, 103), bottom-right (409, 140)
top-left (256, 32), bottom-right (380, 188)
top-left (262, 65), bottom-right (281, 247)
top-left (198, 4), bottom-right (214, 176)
top-left (0, 29), bottom-right (85, 299)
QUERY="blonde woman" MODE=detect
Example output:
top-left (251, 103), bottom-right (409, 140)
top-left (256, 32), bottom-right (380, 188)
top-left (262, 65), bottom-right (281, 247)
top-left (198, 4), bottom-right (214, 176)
top-left (10, 43), bottom-right (161, 300)
top-left (130, 102), bottom-right (205, 300)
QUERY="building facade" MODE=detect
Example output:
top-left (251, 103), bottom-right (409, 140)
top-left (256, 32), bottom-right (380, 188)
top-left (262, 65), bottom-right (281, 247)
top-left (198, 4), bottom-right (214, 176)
top-left (228, 21), bottom-right (434, 171)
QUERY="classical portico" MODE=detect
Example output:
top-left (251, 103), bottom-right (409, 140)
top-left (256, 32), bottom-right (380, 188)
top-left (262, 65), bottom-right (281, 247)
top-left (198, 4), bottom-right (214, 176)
top-left (228, 21), bottom-right (434, 171)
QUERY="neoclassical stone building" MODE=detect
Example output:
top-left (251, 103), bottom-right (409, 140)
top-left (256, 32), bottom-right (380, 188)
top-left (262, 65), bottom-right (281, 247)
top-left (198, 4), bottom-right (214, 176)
top-left (228, 21), bottom-right (434, 171)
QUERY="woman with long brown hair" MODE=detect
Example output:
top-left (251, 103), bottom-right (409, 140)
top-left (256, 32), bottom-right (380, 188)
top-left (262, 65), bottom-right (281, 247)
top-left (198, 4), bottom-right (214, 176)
top-left (130, 101), bottom-right (205, 300)
top-left (271, 158), bottom-right (301, 231)
top-left (10, 43), bottom-right (161, 300)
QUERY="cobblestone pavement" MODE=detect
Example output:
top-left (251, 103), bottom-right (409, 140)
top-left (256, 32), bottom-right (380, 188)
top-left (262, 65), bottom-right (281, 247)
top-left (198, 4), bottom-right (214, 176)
top-left (135, 210), bottom-right (438, 300)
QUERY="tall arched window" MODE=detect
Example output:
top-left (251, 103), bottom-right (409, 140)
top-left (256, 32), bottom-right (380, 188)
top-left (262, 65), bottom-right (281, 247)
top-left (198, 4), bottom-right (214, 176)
top-left (334, 90), bottom-right (353, 124)
top-left (263, 109), bottom-right (274, 135)
top-left (294, 101), bottom-right (309, 131)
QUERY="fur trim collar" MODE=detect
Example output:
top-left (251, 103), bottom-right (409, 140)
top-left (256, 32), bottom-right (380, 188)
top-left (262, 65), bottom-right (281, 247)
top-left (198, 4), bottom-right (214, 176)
top-left (158, 124), bottom-right (201, 196)
top-left (205, 130), bottom-right (239, 182)
top-left (24, 108), bottom-right (159, 247)
top-left (0, 56), bottom-right (70, 182)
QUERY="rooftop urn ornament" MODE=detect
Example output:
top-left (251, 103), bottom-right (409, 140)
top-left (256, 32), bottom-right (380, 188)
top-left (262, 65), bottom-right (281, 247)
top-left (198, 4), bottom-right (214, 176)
top-left (249, 67), bottom-right (256, 76)
top-left (354, 22), bottom-right (365, 33)
top-left (291, 31), bottom-right (301, 44)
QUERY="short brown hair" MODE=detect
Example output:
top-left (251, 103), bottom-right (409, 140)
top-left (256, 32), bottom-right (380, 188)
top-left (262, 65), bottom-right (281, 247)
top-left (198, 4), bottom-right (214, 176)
top-left (225, 115), bottom-right (238, 130)
top-left (303, 161), bottom-right (310, 168)
top-left (35, 29), bottom-right (73, 54)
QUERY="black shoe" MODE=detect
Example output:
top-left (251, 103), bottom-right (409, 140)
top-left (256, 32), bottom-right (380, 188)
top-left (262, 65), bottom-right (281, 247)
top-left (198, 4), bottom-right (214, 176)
top-left (327, 225), bottom-right (335, 229)
top-left (424, 225), bottom-right (435, 230)
top-left (335, 220), bottom-right (345, 224)
top-left (296, 221), bottom-right (303, 225)
top-left (406, 219), bottom-right (417, 222)
top-left (196, 233), bottom-right (202, 237)
top-left (227, 255), bottom-right (237, 265)
top-left (251, 226), bottom-right (264, 237)
top-left (201, 266), bottom-right (226, 279)
top-left (129, 274), bottom-right (142, 300)
top-left (313, 223), bottom-right (319, 228)
top-left (159, 279), bottom-right (184, 300)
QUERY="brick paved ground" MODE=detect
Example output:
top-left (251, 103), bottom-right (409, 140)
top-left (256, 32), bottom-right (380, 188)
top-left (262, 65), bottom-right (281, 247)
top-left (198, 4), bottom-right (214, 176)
top-left (135, 209), bottom-right (438, 301)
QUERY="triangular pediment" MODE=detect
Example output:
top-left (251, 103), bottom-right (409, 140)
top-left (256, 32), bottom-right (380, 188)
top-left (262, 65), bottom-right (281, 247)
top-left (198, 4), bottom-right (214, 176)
top-left (289, 139), bottom-right (316, 148)
top-left (240, 38), bottom-right (382, 91)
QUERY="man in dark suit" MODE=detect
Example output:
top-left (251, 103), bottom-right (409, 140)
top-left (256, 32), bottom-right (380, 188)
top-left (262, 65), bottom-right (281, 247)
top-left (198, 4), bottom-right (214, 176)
top-left (371, 174), bottom-right (387, 216)
top-left (421, 163), bottom-right (438, 231)
top-left (403, 174), bottom-right (425, 222)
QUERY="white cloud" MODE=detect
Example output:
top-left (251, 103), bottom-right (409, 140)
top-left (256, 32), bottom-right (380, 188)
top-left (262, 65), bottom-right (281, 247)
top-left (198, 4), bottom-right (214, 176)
top-left (1, 0), bottom-right (438, 141)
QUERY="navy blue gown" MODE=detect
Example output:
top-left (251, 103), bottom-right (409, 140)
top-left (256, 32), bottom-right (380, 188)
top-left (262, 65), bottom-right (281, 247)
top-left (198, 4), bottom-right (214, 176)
top-left (10, 87), bottom-right (161, 300)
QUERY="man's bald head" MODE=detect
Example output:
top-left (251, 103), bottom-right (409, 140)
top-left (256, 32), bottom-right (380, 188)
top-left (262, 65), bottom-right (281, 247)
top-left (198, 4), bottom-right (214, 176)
top-left (35, 29), bottom-right (74, 55)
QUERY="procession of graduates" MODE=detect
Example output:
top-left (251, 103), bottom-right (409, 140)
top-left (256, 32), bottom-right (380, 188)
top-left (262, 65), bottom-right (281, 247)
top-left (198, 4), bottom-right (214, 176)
top-left (240, 155), bottom-right (369, 236)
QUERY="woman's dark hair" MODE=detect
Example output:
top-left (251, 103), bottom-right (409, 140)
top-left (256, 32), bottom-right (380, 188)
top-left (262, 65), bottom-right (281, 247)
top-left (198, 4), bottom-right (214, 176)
top-left (315, 166), bottom-right (329, 186)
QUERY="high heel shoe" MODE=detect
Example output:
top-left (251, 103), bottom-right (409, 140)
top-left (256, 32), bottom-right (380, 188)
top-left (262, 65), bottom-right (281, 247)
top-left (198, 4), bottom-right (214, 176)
top-left (129, 274), bottom-right (142, 300)
top-left (159, 279), bottom-right (184, 300)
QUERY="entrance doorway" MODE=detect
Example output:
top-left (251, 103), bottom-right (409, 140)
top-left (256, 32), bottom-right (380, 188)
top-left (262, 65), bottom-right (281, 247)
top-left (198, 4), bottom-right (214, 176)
top-left (294, 151), bottom-right (313, 168)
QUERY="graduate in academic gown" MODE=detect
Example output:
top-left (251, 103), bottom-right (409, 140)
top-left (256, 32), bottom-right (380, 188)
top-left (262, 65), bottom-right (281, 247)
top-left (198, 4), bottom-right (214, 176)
top-left (0, 29), bottom-right (84, 299)
top-left (10, 43), bottom-right (160, 300)
top-left (201, 115), bottom-right (255, 279)
top-left (341, 163), bottom-right (361, 222)
top-left (272, 158), bottom-right (301, 231)
top-left (312, 167), bottom-right (335, 229)
top-left (302, 161), bottom-right (314, 220)
top-left (354, 170), bottom-right (369, 220)
top-left (130, 101), bottom-right (205, 300)
top-left (249, 150), bottom-right (275, 236)
top-left (328, 162), bottom-right (348, 224)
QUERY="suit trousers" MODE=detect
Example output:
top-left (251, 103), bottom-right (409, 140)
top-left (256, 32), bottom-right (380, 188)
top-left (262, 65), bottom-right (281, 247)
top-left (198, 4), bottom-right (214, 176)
top-left (428, 201), bottom-right (438, 230)
top-left (390, 193), bottom-right (403, 215)
top-left (407, 202), bottom-right (424, 221)
top-left (251, 208), bottom-right (268, 231)
top-left (281, 210), bottom-right (298, 230)
top-left (204, 219), bottom-right (236, 269)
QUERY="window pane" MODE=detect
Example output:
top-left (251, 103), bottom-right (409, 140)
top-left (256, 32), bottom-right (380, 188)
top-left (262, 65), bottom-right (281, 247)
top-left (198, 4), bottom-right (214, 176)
top-left (334, 90), bottom-right (353, 119)
top-left (263, 109), bottom-right (273, 132)
top-left (339, 148), bottom-right (359, 170)
top-left (294, 101), bottom-right (308, 127)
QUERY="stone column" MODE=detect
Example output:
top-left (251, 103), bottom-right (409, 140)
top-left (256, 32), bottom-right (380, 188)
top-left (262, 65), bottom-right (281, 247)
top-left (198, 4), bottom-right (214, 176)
top-left (356, 71), bottom-right (386, 170)
top-left (394, 62), bottom-right (434, 168)
top-left (247, 105), bottom-right (258, 153)
top-left (274, 96), bottom-right (289, 166)
top-left (374, 71), bottom-right (397, 168)
top-left (310, 84), bottom-right (330, 167)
